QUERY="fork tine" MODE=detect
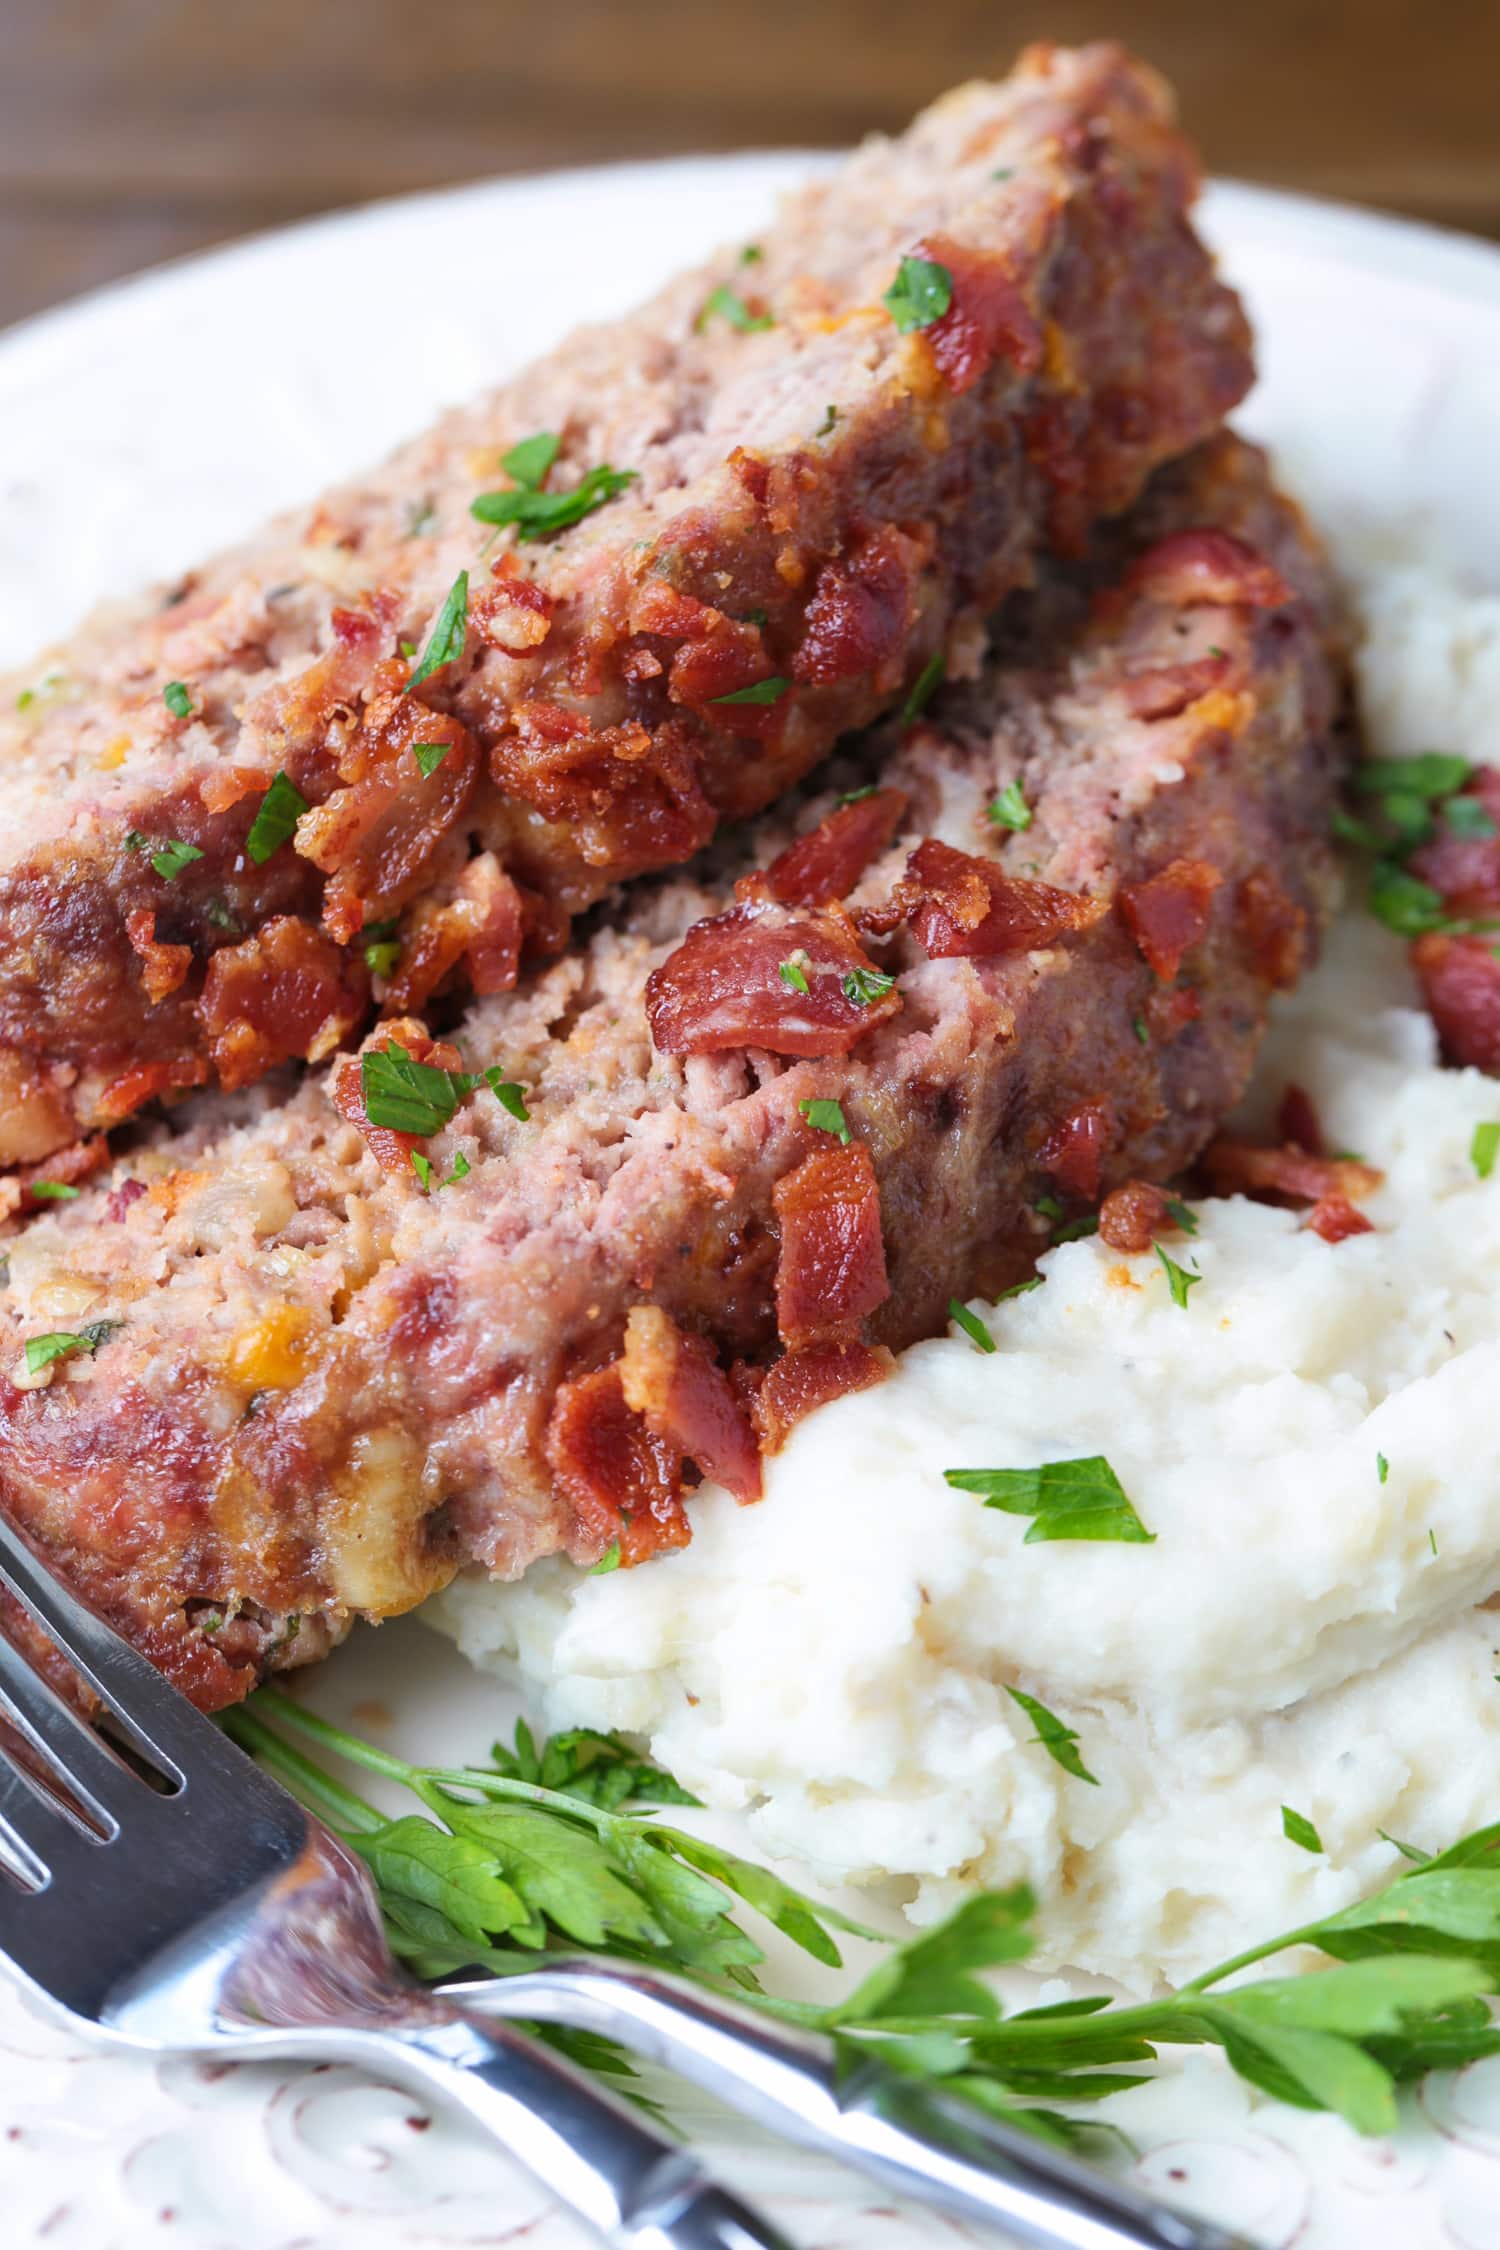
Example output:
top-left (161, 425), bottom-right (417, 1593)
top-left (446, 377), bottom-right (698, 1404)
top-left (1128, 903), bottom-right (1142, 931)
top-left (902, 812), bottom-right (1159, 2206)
top-left (0, 1625), bottom-right (167, 1829)
top-left (0, 1745), bottom-right (98, 1878)
top-left (0, 1514), bottom-right (202, 1768)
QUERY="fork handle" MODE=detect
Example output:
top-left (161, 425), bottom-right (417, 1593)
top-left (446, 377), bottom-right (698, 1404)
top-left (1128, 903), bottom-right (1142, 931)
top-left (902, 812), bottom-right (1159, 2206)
top-left (340, 2005), bottom-right (801, 2250)
top-left (441, 1960), bottom-right (1258, 2250)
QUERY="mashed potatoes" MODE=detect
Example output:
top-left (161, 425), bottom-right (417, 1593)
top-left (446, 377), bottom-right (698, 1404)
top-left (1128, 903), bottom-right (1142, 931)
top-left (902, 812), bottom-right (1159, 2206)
top-left (432, 527), bottom-right (1500, 1991)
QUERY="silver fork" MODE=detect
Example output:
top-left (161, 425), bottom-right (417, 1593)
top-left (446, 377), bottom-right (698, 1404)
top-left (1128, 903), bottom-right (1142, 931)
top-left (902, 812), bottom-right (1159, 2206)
top-left (0, 1513), bottom-right (1257, 2250)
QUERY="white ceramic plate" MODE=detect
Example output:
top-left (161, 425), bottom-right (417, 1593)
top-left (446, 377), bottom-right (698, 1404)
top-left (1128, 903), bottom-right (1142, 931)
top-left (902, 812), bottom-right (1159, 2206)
top-left (3, 156), bottom-right (1500, 2250)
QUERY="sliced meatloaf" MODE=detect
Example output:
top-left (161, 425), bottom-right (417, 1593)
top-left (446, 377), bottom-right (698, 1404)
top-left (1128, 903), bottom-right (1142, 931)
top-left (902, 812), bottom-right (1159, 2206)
top-left (0, 42), bottom-right (1251, 1169)
top-left (0, 436), bottom-right (1348, 1707)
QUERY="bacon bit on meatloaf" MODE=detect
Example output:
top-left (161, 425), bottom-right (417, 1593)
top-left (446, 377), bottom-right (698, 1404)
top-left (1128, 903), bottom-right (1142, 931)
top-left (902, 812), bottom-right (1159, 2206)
top-left (0, 43), bottom-right (1253, 1168)
top-left (0, 435), bottom-right (1349, 1707)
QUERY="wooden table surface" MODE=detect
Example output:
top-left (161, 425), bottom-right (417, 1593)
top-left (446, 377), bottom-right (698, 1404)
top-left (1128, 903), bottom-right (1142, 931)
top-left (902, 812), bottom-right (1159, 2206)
top-left (4, 0), bottom-right (1497, 332)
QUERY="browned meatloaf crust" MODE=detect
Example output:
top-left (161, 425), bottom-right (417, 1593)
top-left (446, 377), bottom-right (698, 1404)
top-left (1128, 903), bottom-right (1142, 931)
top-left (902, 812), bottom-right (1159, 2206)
top-left (0, 42), bottom-right (1251, 1170)
top-left (0, 436), bottom-right (1348, 1708)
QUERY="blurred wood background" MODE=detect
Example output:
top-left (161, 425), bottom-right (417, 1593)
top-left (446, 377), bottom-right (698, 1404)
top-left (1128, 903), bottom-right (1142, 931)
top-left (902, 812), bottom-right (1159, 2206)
top-left (3, 0), bottom-right (1496, 330)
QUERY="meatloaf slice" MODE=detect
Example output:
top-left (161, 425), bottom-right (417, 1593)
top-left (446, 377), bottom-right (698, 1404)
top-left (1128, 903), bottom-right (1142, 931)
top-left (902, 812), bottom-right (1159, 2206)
top-left (0, 435), bottom-right (1347, 1708)
top-left (0, 42), bottom-right (1252, 1169)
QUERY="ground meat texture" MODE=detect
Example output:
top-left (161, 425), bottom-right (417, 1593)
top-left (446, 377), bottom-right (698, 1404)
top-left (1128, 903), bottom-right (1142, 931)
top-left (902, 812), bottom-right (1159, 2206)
top-left (0, 43), bottom-right (1252, 1166)
top-left (0, 436), bottom-right (1348, 1707)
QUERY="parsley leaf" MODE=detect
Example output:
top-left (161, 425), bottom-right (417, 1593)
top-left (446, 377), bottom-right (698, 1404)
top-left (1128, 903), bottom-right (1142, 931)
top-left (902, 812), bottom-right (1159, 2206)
top-left (1155, 1242), bottom-right (1201, 1308)
top-left (472, 467), bottom-right (637, 541)
top-left (412, 741), bottom-right (451, 779)
top-left (816, 404), bottom-right (838, 438)
top-left (696, 285), bottom-right (773, 334)
top-left (1005, 1686), bottom-right (1099, 1786)
top-left (1377, 1451), bottom-right (1390, 1485)
top-left (24, 1321), bottom-right (119, 1375)
top-left (1282, 1805), bottom-right (1324, 1854)
top-left (244, 769), bottom-right (309, 864)
top-left (843, 966), bottom-right (895, 1007)
top-left (948, 1299), bottom-right (996, 1354)
top-left (501, 431), bottom-right (561, 489)
top-left (710, 676), bottom-right (790, 707)
top-left (1366, 862), bottom-right (1454, 936)
top-left (901, 653), bottom-right (944, 726)
top-left (798, 1096), bottom-right (851, 1145)
top-left (779, 959), bottom-right (810, 996)
top-left (1447, 795), bottom-right (1498, 840)
top-left (27, 1181), bottom-right (80, 1201)
top-left (944, 1455), bottom-right (1155, 1543)
top-left (150, 838), bottom-right (203, 881)
top-left (361, 1043), bottom-right (529, 1138)
top-left (590, 1541), bottom-right (622, 1577)
top-left (162, 679), bottom-right (194, 719)
top-left (1354, 753), bottom-right (1472, 802)
top-left (1132, 1015), bottom-right (1150, 1045)
top-left (988, 781), bottom-right (1032, 832)
top-left (1472, 1122), bottom-right (1500, 1180)
top-left (1163, 1196), bottom-right (1199, 1235)
top-left (883, 255), bottom-right (953, 333)
top-left (362, 919), bottom-right (401, 978)
top-left (405, 572), bottom-right (470, 691)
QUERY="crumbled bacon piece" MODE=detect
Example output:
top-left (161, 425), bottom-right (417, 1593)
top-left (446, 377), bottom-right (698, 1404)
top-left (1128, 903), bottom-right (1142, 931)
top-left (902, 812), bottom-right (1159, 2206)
top-left (544, 1360), bottom-right (690, 1563)
top-left (13, 1135), bottom-right (111, 1214)
top-left (1037, 1104), bottom-right (1111, 1201)
top-left (646, 899), bottom-right (900, 1059)
top-left (472, 567), bottom-right (554, 656)
top-left (621, 1306), bottom-right (761, 1505)
top-left (197, 764), bottom-right (275, 817)
top-left (897, 838), bottom-right (1098, 959)
top-left (94, 1054), bottom-right (208, 1126)
top-left (793, 529), bottom-right (912, 688)
top-left (1119, 856), bottom-right (1222, 980)
top-left (1127, 528), bottom-right (1294, 611)
top-left (331, 1020), bottom-right (463, 1175)
top-left (382, 854), bottom-right (525, 1013)
top-left (124, 909), bottom-right (193, 1005)
top-left (198, 916), bottom-right (367, 1090)
top-left (915, 234), bottom-right (1044, 397)
top-left (1120, 653), bottom-right (1233, 721)
top-left (1277, 1083), bottom-right (1325, 1157)
top-left (1099, 1179), bottom-right (1176, 1253)
top-left (104, 1176), bottom-right (149, 1224)
top-left (1198, 1138), bottom-right (1382, 1207)
top-left (1144, 983), bottom-right (1202, 1041)
top-left (295, 702), bottom-right (479, 946)
top-left (1411, 933), bottom-right (1500, 1072)
top-left (1238, 868), bottom-right (1308, 989)
top-left (1410, 771), bottom-right (1500, 916)
top-left (773, 1143), bottom-right (889, 1349)
top-left (758, 789), bottom-right (908, 908)
top-left (1305, 1194), bottom-right (1374, 1244)
top-left (494, 703), bottom-right (715, 873)
top-left (753, 1338), bottom-right (893, 1452)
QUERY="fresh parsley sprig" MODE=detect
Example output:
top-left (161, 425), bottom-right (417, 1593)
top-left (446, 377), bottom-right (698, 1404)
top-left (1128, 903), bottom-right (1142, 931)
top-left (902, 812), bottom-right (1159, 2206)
top-left (472, 435), bottom-right (637, 541)
top-left (226, 1694), bottom-right (1500, 2147)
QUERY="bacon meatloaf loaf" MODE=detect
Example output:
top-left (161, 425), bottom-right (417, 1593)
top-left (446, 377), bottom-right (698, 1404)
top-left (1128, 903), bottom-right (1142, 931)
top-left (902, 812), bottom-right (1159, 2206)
top-left (0, 42), bottom-right (1252, 1172)
top-left (0, 435), bottom-right (1349, 1706)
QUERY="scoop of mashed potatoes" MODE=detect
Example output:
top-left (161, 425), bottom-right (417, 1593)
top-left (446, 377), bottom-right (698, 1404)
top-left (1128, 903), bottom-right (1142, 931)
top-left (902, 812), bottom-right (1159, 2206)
top-left (431, 531), bottom-right (1500, 1991)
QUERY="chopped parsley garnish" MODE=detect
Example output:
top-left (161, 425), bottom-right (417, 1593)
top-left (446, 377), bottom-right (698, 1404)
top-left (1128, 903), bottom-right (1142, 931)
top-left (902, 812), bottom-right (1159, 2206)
top-left (1164, 1196), bottom-right (1199, 1235)
top-left (1034, 1193), bottom-right (1064, 1222)
top-left (711, 676), bottom-right (790, 707)
top-left (27, 1181), bottom-right (79, 1201)
top-left (842, 966), bottom-right (895, 1007)
top-left (500, 431), bottom-right (561, 489)
top-left (1053, 1214), bottom-right (1099, 1244)
top-left (151, 839), bottom-right (203, 881)
top-left (836, 783), bottom-right (877, 806)
top-left (1448, 796), bottom-right (1498, 839)
top-left (405, 571), bottom-right (469, 691)
top-left (1366, 862), bottom-right (1453, 937)
top-left (988, 781), bottom-right (1032, 831)
top-left (410, 1148), bottom-right (471, 1194)
top-left (998, 1274), bottom-right (1043, 1300)
top-left (361, 1042), bottom-right (529, 1137)
top-left (590, 1540), bottom-right (623, 1575)
top-left (779, 959), bottom-right (810, 995)
top-left (696, 285), bottom-right (773, 335)
top-left (883, 254), bottom-right (953, 333)
top-left (949, 1298), bottom-right (996, 1354)
top-left (1282, 1805), bottom-right (1324, 1854)
top-left (1430, 1527), bottom-right (1439, 1556)
top-left (1132, 1015), bottom-right (1150, 1045)
top-left (901, 653), bottom-right (945, 727)
top-left (403, 498), bottom-right (437, 539)
top-left (1377, 1451), bottom-right (1390, 1485)
top-left (944, 1455), bottom-right (1155, 1543)
top-left (1354, 753), bottom-right (1472, 802)
top-left (162, 680), bottom-right (194, 719)
top-left (1005, 1686), bottom-right (1098, 1786)
top-left (204, 899), bottom-right (242, 934)
top-left (398, 638), bottom-right (417, 658)
top-left (361, 918), bottom-right (400, 978)
top-left (24, 1319), bottom-right (120, 1375)
top-left (816, 404), bottom-right (838, 438)
top-left (1378, 1830), bottom-right (1430, 1865)
top-left (1471, 1121), bottom-right (1500, 1179)
top-left (472, 463), bottom-right (637, 541)
top-left (412, 740), bottom-right (451, 779)
top-left (1155, 1242), bottom-right (1201, 1308)
top-left (244, 769), bottom-right (309, 864)
top-left (739, 244), bottom-right (763, 266)
top-left (798, 1096), bottom-right (851, 1145)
